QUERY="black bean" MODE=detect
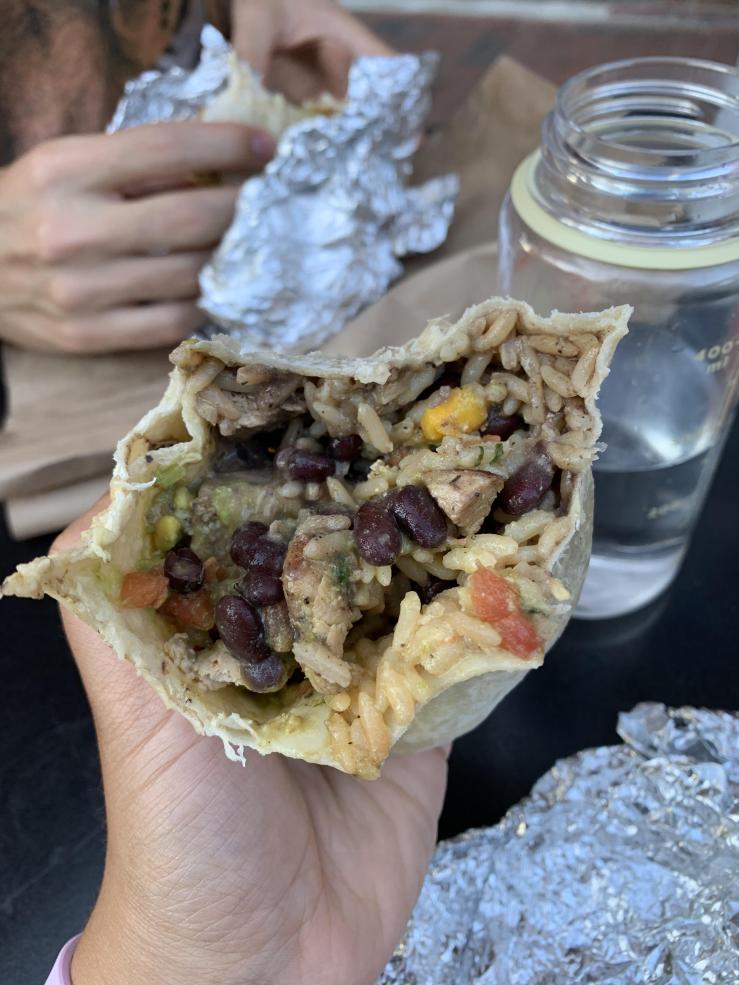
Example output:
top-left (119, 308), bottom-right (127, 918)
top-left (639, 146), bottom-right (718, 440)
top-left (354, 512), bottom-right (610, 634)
top-left (164, 546), bottom-right (204, 594)
top-left (347, 458), bottom-right (373, 483)
top-left (498, 450), bottom-right (555, 516)
top-left (235, 429), bottom-right (282, 469)
top-left (481, 513), bottom-right (506, 535)
top-left (250, 537), bottom-right (287, 576)
top-left (241, 652), bottom-right (289, 693)
top-left (327, 434), bottom-right (363, 461)
top-left (238, 571), bottom-right (284, 607)
top-left (230, 522), bottom-right (269, 567)
top-left (285, 450), bottom-right (335, 481)
top-left (353, 504), bottom-right (401, 566)
top-left (391, 485), bottom-right (448, 548)
top-left (215, 596), bottom-right (270, 663)
top-left (419, 578), bottom-right (450, 605)
top-left (481, 407), bottom-right (523, 441)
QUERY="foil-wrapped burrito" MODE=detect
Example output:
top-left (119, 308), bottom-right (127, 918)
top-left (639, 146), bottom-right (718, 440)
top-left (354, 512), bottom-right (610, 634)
top-left (109, 25), bottom-right (459, 351)
top-left (380, 703), bottom-right (739, 983)
top-left (2, 298), bottom-right (629, 777)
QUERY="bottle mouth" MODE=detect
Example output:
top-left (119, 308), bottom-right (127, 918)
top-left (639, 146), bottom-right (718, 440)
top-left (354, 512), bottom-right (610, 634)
top-left (534, 57), bottom-right (739, 249)
top-left (550, 56), bottom-right (739, 181)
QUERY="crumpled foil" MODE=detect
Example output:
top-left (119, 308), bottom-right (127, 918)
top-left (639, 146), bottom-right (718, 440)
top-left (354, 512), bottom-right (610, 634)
top-left (380, 703), bottom-right (739, 984)
top-left (109, 26), bottom-right (458, 351)
top-left (108, 25), bottom-right (234, 130)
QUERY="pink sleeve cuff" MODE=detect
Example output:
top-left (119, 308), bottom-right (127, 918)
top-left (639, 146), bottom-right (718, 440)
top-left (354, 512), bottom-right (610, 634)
top-left (45, 936), bottom-right (80, 985)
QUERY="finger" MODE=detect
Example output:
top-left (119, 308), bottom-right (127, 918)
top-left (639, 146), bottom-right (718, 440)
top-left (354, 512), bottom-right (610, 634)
top-left (53, 499), bottom-right (176, 744)
top-left (43, 123), bottom-right (276, 191)
top-left (319, 9), bottom-right (395, 58)
top-left (309, 13), bottom-right (394, 97)
top-left (93, 123), bottom-right (276, 188)
top-left (232, 2), bottom-right (281, 75)
top-left (61, 607), bottom-right (167, 723)
top-left (54, 301), bottom-right (203, 353)
top-left (42, 251), bottom-right (208, 314)
top-left (60, 605), bottom-right (187, 800)
top-left (242, 2), bottom-right (394, 62)
top-left (268, 40), bottom-right (352, 102)
top-left (313, 39), bottom-right (357, 99)
top-left (119, 173), bottom-right (219, 199)
top-left (58, 186), bottom-right (239, 259)
top-left (113, 186), bottom-right (239, 255)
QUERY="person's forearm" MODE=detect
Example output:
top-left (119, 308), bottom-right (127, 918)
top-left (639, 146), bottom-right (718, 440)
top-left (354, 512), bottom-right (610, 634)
top-left (0, 1), bottom-right (184, 163)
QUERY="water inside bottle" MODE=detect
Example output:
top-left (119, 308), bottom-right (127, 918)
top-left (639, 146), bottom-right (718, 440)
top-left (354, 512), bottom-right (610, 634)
top-left (576, 322), bottom-right (729, 618)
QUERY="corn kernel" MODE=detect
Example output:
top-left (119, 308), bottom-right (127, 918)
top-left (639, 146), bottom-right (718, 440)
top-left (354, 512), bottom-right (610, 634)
top-left (154, 515), bottom-right (181, 552)
top-left (420, 387), bottom-right (487, 442)
top-left (173, 486), bottom-right (194, 512)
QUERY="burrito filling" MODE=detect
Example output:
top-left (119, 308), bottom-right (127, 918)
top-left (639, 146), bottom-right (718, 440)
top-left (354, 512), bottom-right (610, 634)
top-left (119, 334), bottom-right (580, 705)
top-left (4, 298), bottom-right (628, 776)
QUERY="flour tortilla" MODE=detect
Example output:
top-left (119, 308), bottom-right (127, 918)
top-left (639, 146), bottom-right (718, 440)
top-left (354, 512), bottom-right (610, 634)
top-left (202, 52), bottom-right (341, 135)
top-left (2, 298), bottom-right (628, 777)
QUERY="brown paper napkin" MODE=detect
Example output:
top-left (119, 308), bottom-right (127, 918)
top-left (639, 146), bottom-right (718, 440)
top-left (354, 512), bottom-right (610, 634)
top-left (412, 56), bottom-right (555, 262)
top-left (0, 56), bottom-right (555, 539)
top-left (324, 241), bottom-right (499, 357)
top-left (1, 346), bottom-right (172, 538)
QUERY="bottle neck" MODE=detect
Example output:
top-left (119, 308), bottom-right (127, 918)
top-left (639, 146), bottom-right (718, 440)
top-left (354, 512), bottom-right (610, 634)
top-left (534, 57), bottom-right (739, 250)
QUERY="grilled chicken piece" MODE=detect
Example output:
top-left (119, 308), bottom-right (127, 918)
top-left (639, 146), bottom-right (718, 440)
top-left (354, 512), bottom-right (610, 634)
top-left (282, 514), bottom-right (358, 693)
top-left (196, 368), bottom-right (305, 435)
top-left (165, 636), bottom-right (250, 691)
top-left (423, 469), bottom-right (503, 534)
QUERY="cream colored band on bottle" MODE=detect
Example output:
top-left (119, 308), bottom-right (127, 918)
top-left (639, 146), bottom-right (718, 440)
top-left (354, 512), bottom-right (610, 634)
top-left (510, 151), bottom-right (739, 271)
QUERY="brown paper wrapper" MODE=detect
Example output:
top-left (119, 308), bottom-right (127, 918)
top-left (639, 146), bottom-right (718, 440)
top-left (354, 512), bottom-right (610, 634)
top-left (5, 475), bottom-right (111, 540)
top-left (0, 57), bottom-right (555, 539)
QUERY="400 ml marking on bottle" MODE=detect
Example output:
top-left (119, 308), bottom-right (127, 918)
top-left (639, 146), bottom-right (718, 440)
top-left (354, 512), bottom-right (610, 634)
top-left (694, 340), bottom-right (737, 374)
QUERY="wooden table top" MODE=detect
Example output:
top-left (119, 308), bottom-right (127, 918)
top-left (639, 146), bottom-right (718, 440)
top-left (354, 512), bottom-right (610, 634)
top-left (362, 9), bottom-right (739, 125)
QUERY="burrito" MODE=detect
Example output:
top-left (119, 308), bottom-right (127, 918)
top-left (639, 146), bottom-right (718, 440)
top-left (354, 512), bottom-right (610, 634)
top-left (201, 50), bottom-right (341, 135)
top-left (2, 298), bottom-right (629, 778)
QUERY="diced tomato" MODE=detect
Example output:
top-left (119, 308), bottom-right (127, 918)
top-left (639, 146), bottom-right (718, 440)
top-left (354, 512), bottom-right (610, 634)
top-left (469, 567), bottom-right (541, 660)
top-left (120, 570), bottom-right (169, 609)
top-left (469, 567), bottom-right (516, 622)
top-left (496, 613), bottom-right (541, 660)
top-left (159, 589), bottom-right (215, 631)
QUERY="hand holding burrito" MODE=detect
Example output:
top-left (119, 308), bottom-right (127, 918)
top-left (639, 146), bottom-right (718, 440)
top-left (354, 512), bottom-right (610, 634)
top-left (230, 0), bottom-right (394, 100)
top-left (58, 504), bottom-right (448, 985)
top-left (0, 121), bottom-right (275, 353)
top-left (3, 297), bottom-right (629, 776)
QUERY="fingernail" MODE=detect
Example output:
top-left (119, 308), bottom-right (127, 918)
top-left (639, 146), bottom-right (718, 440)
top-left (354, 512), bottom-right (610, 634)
top-left (251, 130), bottom-right (277, 162)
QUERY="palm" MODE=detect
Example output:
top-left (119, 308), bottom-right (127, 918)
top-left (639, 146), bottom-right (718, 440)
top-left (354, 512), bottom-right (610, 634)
top-left (67, 613), bottom-right (448, 985)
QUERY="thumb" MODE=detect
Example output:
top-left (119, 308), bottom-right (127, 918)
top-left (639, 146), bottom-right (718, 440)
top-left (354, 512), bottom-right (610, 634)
top-left (53, 496), bottom-right (174, 754)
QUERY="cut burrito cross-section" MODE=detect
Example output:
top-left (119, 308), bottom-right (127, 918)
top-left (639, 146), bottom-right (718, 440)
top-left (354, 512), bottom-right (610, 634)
top-left (2, 297), bottom-right (629, 778)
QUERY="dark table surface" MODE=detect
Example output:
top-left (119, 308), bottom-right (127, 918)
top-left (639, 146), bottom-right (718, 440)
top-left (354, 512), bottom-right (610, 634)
top-left (3, 9), bottom-right (739, 984)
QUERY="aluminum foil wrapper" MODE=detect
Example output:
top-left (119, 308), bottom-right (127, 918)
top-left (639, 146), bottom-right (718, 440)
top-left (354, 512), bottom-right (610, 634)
top-left (109, 26), bottom-right (458, 351)
top-left (109, 25), bottom-right (233, 130)
top-left (380, 703), bottom-right (739, 984)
